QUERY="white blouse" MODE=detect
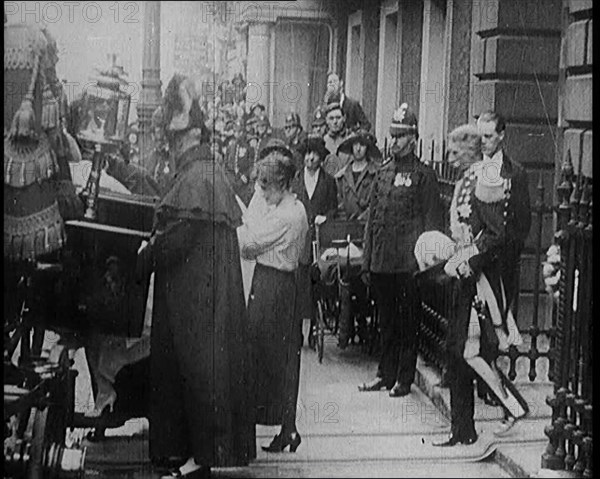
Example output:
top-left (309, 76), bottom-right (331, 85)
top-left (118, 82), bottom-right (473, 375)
top-left (237, 189), bottom-right (309, 272)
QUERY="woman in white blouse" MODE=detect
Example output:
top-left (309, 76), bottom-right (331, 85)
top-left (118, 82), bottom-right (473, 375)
top-left (237, 139), bottom-right (309, 453)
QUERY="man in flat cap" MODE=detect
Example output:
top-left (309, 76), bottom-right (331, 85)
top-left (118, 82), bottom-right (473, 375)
top-left (359, 103), bottom-right (442, 397)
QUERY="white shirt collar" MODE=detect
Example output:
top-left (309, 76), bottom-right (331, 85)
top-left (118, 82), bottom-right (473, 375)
top-left (483, 149), bottom-right (503, 164)
top-left (304, 167), bottom-right (320, 199)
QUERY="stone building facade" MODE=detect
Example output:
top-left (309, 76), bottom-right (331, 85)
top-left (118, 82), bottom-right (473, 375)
top-left (330, 0), bottom-right (593, 329)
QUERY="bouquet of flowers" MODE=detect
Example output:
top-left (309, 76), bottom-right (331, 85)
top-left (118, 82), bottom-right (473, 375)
top-left (542, 244), bottom-right (561, 302)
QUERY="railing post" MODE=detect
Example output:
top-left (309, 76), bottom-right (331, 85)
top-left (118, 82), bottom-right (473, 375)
top-left (542, 150), bottom-right (574, 470)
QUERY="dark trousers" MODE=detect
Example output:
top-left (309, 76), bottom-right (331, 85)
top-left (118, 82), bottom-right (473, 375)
top-left (446, 277), bottom-right (478, 438)
top-left (372, 272), bottom-right (421, 389)
top-left (447, 277), bottom-right (529, 438)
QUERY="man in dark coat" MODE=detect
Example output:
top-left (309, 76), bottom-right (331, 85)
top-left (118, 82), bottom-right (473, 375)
top-left (324, 72), bottom-right (372, 132)
top-left (359, 104), bottom-right (442, 397)
top-left (474, 111), bottom-right (532, 416)
top-left (418, 121), bottom-right (530, 447)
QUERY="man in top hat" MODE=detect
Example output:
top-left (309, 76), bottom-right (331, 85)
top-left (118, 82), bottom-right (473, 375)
top-left (324, 72), bottom-right (371, 132)
top-left (284, 111), bottom-right (308, 170)
top-left (358, 103), bottom-right (442, 397)
top-left (322, 102), bottom-right (352, 177)
top-left (311, 106), bottom-right (328, 138)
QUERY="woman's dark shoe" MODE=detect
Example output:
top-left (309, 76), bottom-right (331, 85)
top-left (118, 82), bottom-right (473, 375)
top-left (358, 378), bottom-right (386, 392)
top-left (433, 433), bottom-right (478, 447)
top-left (261, 431), bottom-right (302, 453)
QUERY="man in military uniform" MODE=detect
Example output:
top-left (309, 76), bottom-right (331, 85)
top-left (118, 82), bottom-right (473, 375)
top-left (359, 104), bottom-right (442, 397)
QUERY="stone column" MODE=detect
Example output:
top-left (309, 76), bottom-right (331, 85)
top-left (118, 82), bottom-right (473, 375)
top-left (137, 1), bottom-right (162, 167)
top-left (245, 22), bottom-right (271, 112)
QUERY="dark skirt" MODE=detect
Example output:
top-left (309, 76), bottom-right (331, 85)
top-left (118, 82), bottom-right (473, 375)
top-left (248, 263), bottom-right (302, 426)
top-left (149, 222), bottom-right (254, 467)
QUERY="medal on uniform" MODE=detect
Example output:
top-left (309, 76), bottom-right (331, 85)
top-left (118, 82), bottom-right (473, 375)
top-left (394, 173), bottom-right (404, 187)
top-left (394, 172), bottom-right (412, 187)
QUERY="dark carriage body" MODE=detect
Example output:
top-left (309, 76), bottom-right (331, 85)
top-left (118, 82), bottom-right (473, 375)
top-left (51, 190), bottom-right (158, 338)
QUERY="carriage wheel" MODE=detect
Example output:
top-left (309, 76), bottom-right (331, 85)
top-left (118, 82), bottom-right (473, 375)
top-left (316, 301), bottom-right (325, 363)
top-left (26, 407), bottom-right (48, 479)
top-left (337, 283), bottom-right (352, 349)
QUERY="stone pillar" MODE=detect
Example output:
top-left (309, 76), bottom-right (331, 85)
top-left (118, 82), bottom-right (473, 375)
top-left (137, 1), bottom-right (162, 168)
top-left (245, 22), bottom-right (271, 111)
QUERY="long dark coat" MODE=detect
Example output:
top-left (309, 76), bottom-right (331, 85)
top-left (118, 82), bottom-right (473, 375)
top-left (148, 140), bottom-right (254, 467)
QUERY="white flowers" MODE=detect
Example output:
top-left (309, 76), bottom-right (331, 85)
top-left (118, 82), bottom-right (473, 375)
top-left (543, 244), bottom-right (561, 302)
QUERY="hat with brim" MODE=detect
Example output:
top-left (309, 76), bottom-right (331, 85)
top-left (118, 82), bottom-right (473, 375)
top-left (298, 135), bottom-right (330, 160)
top-left (258, 138), bottom-right (293, 161)
top-left (337, 130), bottom-right (382, 161)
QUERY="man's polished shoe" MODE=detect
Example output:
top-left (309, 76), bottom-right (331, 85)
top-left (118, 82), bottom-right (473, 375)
top-left (494, 411), bottom-right (528, 437)
top-left (358, 378), bottom-right (386, 392)
top-left (388, 383), bottom-right (411, 398)
top-left (433, 433), bottom-right (478, 447)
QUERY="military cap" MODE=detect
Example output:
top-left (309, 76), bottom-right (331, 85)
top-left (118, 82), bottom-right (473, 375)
top-left (285, 111), bottom-right (302, 127)
top-left (312, 107), bottom-right (326, 126)
top-left (389, 103), bottom-right (418, 136)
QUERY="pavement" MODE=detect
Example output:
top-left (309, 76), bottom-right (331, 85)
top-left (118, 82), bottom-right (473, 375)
top-left (414, 334), bottom-right (573, 479)
top-left (71, 322), bottom-right (557, 478)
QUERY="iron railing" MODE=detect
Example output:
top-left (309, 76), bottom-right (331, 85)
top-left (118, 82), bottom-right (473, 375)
top-left (542, 152), bottom-right (593, 477)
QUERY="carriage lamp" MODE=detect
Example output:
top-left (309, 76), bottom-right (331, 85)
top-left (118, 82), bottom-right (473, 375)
top-left (76, 57), bottom-right (131, 220)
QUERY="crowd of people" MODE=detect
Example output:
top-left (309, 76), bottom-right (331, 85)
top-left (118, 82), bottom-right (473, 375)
top-left (135, 69), bottom-right (533, 476)
top-left (5, 19), bottom-right (533, 479)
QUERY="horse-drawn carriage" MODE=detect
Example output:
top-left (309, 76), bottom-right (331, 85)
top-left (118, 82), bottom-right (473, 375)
top-left (4, 24), bottom-right (157, 476)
